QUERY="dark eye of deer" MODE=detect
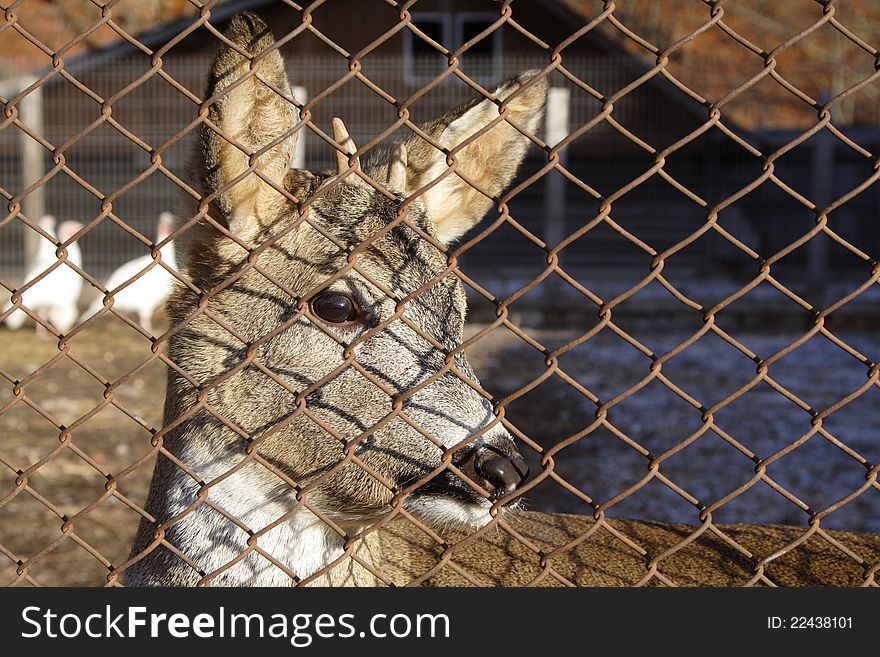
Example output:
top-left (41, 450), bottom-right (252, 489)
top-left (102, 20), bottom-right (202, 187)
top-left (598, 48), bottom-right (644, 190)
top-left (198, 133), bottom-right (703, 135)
top-left (311, 292), bottom-right (359, 324)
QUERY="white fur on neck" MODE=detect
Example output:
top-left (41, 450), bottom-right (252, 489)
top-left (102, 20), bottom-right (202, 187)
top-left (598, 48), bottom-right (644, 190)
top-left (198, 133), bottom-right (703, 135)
top-left (150, 442), bottom-right (500, 585)
top-left (159, 452), bottom-right (348, 586)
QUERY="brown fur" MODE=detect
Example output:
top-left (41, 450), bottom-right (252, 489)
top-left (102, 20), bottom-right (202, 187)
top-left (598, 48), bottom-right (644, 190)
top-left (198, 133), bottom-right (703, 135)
top-left (378, 512), bottom-right (879, 586)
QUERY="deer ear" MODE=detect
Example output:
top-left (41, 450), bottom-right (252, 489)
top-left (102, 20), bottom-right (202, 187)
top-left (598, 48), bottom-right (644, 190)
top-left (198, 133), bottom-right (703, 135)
top-left (404, 71), bottom-right (547, 245)
top-left (200, 12), bottom-right (298, 236)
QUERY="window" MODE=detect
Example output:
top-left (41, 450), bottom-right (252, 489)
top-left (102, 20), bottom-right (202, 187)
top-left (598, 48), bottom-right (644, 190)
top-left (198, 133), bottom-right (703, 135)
top-left (403, 13), bottom-right (452, 86)
top-left (454, 12), bottom-right (503, 83)
top-left (404, 12), bottom-right (503, 86)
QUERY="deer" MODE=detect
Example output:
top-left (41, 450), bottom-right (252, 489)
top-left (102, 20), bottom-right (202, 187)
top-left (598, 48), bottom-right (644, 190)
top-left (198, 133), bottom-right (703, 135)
top-left (123, 12), bottom-right (879, 587)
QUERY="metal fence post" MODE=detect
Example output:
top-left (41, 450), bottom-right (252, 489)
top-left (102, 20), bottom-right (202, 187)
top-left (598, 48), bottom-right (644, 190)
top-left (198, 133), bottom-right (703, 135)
top-left (293, 85), bottom-right (308, 170)
top-left (808, 117), bottom-right (833, 299)
top-left (543, 87), bottom-right (571, 275)
top-left (4, 75), bottom-right (45, 263)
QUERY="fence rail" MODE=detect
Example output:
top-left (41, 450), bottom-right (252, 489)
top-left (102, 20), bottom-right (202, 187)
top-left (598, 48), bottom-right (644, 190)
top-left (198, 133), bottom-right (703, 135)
top-left (1, 0), bottom-right (879, 587)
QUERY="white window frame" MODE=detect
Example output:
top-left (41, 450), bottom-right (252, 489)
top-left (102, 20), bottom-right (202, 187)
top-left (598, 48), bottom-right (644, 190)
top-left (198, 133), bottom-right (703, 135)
top-left (403, 12), bottom-right (503, 86)
top-left (453, 11), bottom-right (504, 83)
top-left (403, 12), bottom-right (453, 86)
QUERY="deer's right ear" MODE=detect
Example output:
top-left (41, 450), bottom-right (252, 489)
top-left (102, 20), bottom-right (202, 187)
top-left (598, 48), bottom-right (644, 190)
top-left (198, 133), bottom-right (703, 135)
top-left (200, 12), bottom-right (298, 236)
top-left (402, 72), bottom-right (547, 245)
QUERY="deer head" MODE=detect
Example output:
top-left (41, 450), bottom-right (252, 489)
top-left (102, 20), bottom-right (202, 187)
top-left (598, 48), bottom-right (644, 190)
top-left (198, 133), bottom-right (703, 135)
top-left (127, 12), bottom-right (547, 586)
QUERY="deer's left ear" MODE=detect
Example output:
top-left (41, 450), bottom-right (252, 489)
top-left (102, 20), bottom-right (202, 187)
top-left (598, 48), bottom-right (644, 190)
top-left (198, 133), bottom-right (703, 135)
top-left (402, 72), bottom-right (547, 245)
top-left (200, 12), bottom-right (299, 237)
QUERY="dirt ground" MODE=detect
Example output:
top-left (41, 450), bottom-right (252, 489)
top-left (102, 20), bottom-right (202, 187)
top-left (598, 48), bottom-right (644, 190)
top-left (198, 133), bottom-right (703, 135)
top-left (0, 314), bottom-right (166, 586)
top-left (1, 311), bottom-right (878, 586)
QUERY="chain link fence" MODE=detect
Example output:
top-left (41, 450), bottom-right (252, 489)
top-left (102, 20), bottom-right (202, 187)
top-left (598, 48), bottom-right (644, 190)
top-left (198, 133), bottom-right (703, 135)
top-left (1, 0), bottom-right (879, 587)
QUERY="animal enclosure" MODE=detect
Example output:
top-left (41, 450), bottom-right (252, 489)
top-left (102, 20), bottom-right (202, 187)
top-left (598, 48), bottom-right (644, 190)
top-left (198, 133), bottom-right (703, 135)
top-left (1, 0), bottom-right (879, 587)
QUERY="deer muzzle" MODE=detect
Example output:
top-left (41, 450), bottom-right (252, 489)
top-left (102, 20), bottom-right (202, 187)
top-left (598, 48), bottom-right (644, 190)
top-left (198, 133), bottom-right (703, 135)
top-left (453, 442), bottom-right (530, 501)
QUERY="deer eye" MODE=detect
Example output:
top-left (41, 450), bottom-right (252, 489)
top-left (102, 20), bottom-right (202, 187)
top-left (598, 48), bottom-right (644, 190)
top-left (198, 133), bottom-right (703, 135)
top-left (311, 292), bottom-right (359, 324)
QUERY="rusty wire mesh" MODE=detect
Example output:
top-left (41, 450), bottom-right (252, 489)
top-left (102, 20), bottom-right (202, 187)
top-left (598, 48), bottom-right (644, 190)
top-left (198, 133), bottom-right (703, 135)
top-left (1, 0), bottom-right (879, 587)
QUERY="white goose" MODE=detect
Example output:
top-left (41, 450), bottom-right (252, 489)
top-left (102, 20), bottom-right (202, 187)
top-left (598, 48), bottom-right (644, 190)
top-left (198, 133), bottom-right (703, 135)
top-left (2, 216), bottom-right (85, 334)
top-left (81, 212), bottom-right (177, 333)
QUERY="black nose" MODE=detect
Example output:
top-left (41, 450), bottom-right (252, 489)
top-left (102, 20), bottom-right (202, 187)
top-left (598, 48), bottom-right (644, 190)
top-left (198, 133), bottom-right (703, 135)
top-left (476, 453), bottom-right (529, 496)
top-left (454, 444), bottom-right (529, 499)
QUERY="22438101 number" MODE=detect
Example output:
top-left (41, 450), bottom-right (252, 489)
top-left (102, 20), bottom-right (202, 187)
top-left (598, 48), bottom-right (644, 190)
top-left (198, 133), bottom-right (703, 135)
top-left (790, 617), bottom-right (852, 629)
